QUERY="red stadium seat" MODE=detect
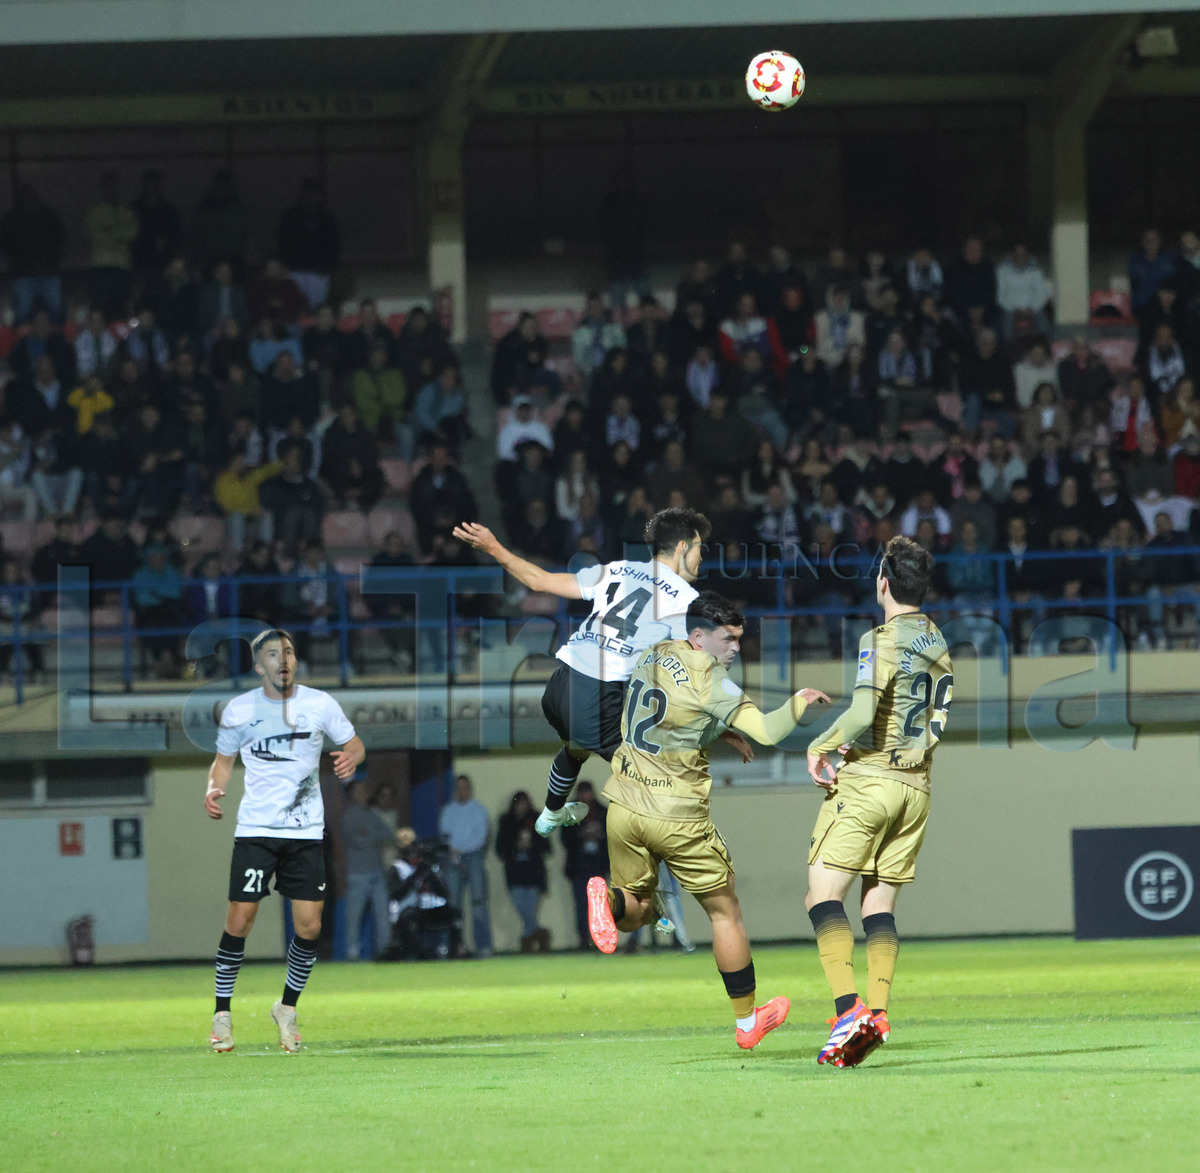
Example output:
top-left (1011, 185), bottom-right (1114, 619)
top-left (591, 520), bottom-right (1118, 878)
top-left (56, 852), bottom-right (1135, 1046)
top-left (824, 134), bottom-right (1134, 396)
top-left (322, 511), bottom-right (370, 547)
top-left (489, 309), bottom-right (521, 340)
top-left (1093, 337), bottom-right (1138, 372)
top-left (366, 506), bottom-right (416, 549)
top-left (0, 521), bottom-right (35, 555)
top-left (169, 515), bottom-right (226, 553)
top-left (537, 308), bottom-right (577, 340)
top-left (1089, 289), bottom-right (1135, 325)
top-left (380, 458), bottom-right (411, 495)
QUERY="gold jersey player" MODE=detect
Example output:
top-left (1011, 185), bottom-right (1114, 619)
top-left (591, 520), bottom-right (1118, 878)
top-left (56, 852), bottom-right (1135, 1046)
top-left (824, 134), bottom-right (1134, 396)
top-left (803, 536), bottom-right (952, 1068)
top-left (587, 591), bottom-right (830, 1049)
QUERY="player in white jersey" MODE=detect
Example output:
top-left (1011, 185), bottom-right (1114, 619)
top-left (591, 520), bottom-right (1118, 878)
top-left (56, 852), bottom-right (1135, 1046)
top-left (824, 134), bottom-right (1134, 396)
top-left (453, 508), bottom-right (750, 836)
top-left (203, 629), bottom-right (364, 1053)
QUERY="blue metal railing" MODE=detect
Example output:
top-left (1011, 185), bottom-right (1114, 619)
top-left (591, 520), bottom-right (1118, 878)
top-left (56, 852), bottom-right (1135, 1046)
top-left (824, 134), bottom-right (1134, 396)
top-left (3, 545), bottom-right (1199, 705)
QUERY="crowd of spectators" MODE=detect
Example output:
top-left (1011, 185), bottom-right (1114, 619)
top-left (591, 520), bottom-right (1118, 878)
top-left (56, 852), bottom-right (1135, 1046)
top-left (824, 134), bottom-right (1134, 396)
top-left (4, 165), bottom-right (1200, 681)
top-left (486, 232), bottom-right (1200, 651)
top-left (0, 168), bottom-right (482, 680)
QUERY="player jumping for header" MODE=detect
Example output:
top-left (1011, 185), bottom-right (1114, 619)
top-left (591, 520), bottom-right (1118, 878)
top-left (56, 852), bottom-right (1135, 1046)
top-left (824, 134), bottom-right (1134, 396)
top-left (452, 508), bottom-right (751, 837)
top-left (803, 535), bottom-right (953, 1068)
top-left (586, 591), bottom-right (830, 1048)
top-left (204, 629), bottom-right (364, 1053)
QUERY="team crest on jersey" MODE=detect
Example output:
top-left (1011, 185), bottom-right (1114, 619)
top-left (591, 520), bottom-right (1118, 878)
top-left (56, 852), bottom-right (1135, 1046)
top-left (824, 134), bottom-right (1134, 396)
top-left (857, 649), bottom-right (874, 682)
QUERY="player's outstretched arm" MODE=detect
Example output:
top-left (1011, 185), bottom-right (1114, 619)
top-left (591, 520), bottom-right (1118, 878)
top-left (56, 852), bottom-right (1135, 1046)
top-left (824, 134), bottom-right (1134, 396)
top-left (205, 753), bottom-right (236, 819)
top-left (730, 688), bottom-right (832, 747)
top-left (330, 735), bottom-right (366, 780)
top-left (451, 521), bottom-right (584, 599)
top-left (806, 686), bottom-right (882, 789)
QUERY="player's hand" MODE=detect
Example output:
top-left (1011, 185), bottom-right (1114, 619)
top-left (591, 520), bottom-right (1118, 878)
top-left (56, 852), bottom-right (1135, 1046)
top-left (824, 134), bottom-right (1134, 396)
top-left (204, 787), bottom-right (225, 819)
top-left (719, 729), bottom-right (754, 763)
top-left (799, 689), bottom-right (832, 706)
top-left (330, 751), bottom-right (358, 780)
top-left (807, 750), bottom-right (837, 791)
top-left (451, 522), bottom-right (502, 558)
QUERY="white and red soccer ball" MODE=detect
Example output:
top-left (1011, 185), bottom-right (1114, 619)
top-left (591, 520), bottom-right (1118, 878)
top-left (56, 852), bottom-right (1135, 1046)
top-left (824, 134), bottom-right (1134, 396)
top-left (745, 50), bottom-right (805, 111)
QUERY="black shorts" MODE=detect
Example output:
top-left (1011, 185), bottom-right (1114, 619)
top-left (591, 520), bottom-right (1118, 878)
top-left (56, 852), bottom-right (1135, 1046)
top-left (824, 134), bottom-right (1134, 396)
top-left (541, 663), bottom-right (626, 760)
top-left (229, 836), bottom-right (327, 903)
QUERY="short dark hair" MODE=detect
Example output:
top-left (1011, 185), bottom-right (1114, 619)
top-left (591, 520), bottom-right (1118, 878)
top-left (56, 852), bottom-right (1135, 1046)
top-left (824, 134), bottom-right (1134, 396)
top-left (251, 628), bottom-right (294, 660)
top-left (880, 535), bottom-right (935, 606)
top-left (686, 591), bottom-right (744, 633)
top-left (644, 507), bottom-right (710, 555)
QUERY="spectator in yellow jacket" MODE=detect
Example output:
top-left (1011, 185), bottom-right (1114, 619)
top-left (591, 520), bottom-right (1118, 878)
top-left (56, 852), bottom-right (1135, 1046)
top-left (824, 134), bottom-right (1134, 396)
top-left (67, 374), bottom-right (116, 435)
top-left (214, 453), bottom-right (281, 551)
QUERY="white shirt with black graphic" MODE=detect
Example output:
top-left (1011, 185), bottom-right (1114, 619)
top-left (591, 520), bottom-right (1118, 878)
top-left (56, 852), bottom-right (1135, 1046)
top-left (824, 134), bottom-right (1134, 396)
top-left (555, 559), bottom-right (698, 683)
top-left (217, 684), bottom-right (356, 840)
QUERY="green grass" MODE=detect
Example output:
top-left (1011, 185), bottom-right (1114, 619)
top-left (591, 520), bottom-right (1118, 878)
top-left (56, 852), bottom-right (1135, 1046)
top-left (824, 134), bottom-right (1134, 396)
top-left (2, 938), bottom-right (1199, 1173)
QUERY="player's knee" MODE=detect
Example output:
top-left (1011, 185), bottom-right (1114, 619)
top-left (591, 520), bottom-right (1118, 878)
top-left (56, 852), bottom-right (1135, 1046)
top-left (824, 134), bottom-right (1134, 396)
top-left (226, 903), bottom-right (257, 935)
top-left (294, 914), bottom-right (322, 938)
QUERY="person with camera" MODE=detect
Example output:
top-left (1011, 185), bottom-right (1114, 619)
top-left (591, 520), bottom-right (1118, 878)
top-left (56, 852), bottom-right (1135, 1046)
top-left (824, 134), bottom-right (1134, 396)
top-left (496, 791), bottom-right (552, 953)
top-left (385, 828), bottom-right (457, 960)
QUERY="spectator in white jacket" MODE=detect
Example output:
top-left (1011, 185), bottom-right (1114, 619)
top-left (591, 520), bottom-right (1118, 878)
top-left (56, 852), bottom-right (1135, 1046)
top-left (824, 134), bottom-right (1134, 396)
top-left (496, 398), bottom-right (554, 462)
top-left (571, 293), bottom-right (626, 382)
top-left (74, 307), bottom-right (118, 379)
top-left (1012, 339), bottom-right (1060, 410)
top-left (555, 449), bottom-right (600, 521)
top-left (814, 285), bottom-right (866, 368)
top-left (899, 487), bottom-right (953, 543)
top-left (996, 245), bottom-right (1052, 339)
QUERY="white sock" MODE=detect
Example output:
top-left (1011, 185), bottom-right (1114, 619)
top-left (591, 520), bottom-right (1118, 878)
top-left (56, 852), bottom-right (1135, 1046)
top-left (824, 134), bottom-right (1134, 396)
top-left (736, 1013), bottom-right (757, 1031)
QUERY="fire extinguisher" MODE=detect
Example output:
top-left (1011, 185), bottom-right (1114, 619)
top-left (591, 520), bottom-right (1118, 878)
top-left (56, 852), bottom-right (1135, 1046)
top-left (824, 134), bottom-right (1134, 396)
top-left (67, 915), bottom-right (95, 966)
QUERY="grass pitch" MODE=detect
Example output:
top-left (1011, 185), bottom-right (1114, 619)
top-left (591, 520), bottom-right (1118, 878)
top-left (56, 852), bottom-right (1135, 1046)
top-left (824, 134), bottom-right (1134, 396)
top-left (1, 937), bottom-right (1197, 1173)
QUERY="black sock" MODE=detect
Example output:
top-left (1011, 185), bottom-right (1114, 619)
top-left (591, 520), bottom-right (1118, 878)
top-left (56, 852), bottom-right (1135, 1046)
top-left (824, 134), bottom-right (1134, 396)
top-left (282, 935), bottom-right (319, 1007)
top-left (834, 993), bottom-right (858, 1016)
top-left (719, 962), bottom-right (756, 999)
top-left (610, 886), bottom-right (626, 923)
top-left (214, 930), bottom-right (245, 1014)
top-left (545, 747), bottom-right (584, 811)
top-left (872, 1009), bottom-right (885, 1016)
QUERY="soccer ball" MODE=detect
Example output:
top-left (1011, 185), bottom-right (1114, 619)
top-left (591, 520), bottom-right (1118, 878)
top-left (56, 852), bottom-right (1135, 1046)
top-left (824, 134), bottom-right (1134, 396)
top-left (745, 50), bottom-right (805, 111)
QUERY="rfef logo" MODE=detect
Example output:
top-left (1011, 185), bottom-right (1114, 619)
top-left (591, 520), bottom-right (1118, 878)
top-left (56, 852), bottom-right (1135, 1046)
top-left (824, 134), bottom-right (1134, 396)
top-left (1072, 826), bottom-right (1200, 939)
top-left (1124, 851), bottom-right (1194, 921)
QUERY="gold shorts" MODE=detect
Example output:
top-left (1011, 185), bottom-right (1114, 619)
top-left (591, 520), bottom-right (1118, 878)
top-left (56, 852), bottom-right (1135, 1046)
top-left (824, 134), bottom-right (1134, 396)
top-left (807, 771), bottom-right (930, 885)
top-left (606, 802), bottom-right (734, 896)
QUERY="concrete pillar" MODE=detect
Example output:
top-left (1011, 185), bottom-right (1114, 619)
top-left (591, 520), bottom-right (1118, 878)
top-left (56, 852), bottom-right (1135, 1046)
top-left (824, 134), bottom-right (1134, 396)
top-left (420, 33), bottom-right (508, 345)
top-left (426, 132), bottom-right (468, 344)
top-left (1030, 15), bottom-right (1142, 329)
top-left (1049, 121), bottom-right (1091, 328)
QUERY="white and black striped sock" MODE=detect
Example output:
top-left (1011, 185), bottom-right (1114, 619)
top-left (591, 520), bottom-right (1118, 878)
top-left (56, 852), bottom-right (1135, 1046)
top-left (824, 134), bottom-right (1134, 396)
top-left (282, 935), bottom-right (319, 1006)
top-left (215, 931), bottom-right (245, 1013)
top-left (545, 748), bottom-right (584, 812)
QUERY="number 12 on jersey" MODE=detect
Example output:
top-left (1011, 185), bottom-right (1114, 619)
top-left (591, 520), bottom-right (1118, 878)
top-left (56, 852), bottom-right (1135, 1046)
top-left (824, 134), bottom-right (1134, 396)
top-left (624, 677), bottom-right (667, 753)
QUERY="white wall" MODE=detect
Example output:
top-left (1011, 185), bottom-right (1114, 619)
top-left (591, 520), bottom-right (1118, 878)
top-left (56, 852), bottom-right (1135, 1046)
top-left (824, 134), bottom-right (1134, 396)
top-left (2, 732), bottom-right (1196, 964)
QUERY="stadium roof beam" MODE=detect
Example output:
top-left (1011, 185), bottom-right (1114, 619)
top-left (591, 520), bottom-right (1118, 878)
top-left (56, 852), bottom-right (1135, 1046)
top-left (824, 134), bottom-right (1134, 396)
top-left (421, 33), bottom-right (509, 343)
top-left (1028, 14), bottom-right (1143, 326)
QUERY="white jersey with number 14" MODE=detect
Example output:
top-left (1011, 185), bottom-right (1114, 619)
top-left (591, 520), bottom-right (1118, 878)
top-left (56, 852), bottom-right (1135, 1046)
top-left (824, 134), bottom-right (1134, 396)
top-left (555, 560), bottom-right (698, 683)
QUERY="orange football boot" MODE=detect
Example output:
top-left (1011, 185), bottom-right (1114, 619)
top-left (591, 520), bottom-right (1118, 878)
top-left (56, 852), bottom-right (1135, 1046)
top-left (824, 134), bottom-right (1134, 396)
top-left (735, 996), bottom-right (791, 1049)
top-left (586, 876), bottom-right (618, 954)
